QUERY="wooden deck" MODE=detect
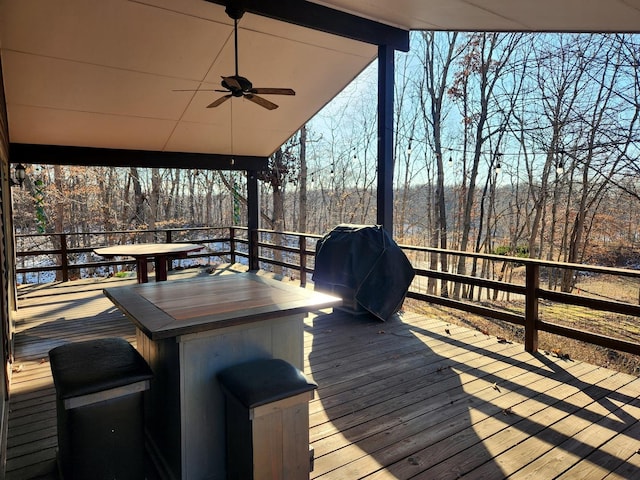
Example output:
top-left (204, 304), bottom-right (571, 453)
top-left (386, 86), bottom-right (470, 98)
top-left (5, 271), bottom-right (640, 479)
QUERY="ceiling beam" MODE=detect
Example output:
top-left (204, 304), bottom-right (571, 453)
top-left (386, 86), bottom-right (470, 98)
top-left (206, 0), bottom-right (410, 52)
top-left (9, 144), bottom-right (268, 171)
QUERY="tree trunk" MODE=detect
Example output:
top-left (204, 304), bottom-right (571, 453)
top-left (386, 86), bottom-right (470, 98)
top-left (149, 168), bottom-right (161, 238)
top-left (298, 125), bottom-right (308, 233)
top-left (129, 167), bottom-right (145, 229)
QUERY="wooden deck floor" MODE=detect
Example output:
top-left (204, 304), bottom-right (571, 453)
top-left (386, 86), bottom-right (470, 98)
top-left (5, 272), bottom-right (640, 479)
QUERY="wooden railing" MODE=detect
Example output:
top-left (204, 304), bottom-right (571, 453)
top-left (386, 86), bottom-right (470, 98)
top-left (14, 227), bottom-right (317, 284)
top-left (15, 227), bottom-right (640, 357)
top-left (400, 245), bottom-right (640, 356)
top-left (15, 227), bottom-right (236, 282)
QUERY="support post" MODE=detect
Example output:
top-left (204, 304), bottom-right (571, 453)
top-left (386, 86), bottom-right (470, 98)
top-left (377, 44), bottom-right (395, 234)
top-left (525, 263), bottom-right (539, 352)
top-left (246, 170), bottom-right (260, 271)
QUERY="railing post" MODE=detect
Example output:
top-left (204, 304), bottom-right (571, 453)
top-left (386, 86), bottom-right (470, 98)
top-left (249, 229), bottom-right (259, 271)
top-left (299, 235), bottom-right (307, 288)
top-left (525, 263), bottom-right (539, 353)
top-left (229, 227), bottom-right (236, 265)
top-left (166, 230), bottom-right (175, 272)
top-left (60, 234), bottom-right (69, 282)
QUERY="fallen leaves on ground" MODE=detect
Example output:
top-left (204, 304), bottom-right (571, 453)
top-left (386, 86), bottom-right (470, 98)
top-left (552, 348), bottom-right (572, 360)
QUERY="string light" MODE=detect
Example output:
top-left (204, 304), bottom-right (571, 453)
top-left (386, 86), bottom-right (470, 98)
top-left (556, 149), bottom-right (565, 175)
top-left (495, 152), bottom-right (503, 174)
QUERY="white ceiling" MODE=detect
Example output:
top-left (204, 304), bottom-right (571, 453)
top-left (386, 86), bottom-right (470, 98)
top-left (2, 0), bottom-right (640, 159)
top-left (317, 0), bottom-right (640, 32)
top-left (0, 0), bottom-right (377, 158)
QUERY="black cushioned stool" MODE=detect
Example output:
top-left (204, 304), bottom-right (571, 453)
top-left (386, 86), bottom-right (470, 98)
top-left (49, 337), bottom-right (153, 480)
top-left (218, 358), bottom-right (317, 480)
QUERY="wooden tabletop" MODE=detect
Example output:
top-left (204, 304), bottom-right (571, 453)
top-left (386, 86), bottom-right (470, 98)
top-left (94, 242), bottom-right (203, 257)
top-left (103, 273), bottom-right (342, 340)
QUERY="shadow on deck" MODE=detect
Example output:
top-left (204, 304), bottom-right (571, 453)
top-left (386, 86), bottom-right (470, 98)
top-left (5, 269), bottom-right (640, 479)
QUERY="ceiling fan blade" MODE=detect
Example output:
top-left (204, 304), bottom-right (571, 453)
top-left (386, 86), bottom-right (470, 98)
top-left (245, 94), bottom-right (278, 110)
top-left (222, 76), bottom-right (242, 91)
top-left (250, 88), bottom-right (295, 96)
top-left (206, 95), bottom-right (232, 108)
top-left (172, 88), bottom-right (219, 92)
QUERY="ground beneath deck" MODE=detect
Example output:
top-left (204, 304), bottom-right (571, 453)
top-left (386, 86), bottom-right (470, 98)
top-left (5, 271), bottom-right (640, 479)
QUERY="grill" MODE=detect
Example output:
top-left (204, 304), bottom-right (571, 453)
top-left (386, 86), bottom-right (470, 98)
top-left (313, 224), bottom-right (415, 321)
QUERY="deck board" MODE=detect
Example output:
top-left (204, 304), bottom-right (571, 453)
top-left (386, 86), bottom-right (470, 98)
top-left (4, 273), bottom-right (640, 480)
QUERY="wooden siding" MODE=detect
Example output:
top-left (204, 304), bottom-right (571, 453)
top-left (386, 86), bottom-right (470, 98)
top-left (5, 273), bottom-right (640, 479)
top-left (1, 53), bottom-right (14, 477)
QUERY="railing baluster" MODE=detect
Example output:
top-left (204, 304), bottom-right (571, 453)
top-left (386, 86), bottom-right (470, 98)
top-left (249, 229), bottom-right (259, 271)
top-left (230, 227), bottom-right (236, 265)
top-left (61, 234), bottom-right (69, 283)
top-left (299, 235), bottom-right (307, 288)
top-left (525, 263), bottom-right (539, 353)
top-left (166, 230), bottom-right (174, 271)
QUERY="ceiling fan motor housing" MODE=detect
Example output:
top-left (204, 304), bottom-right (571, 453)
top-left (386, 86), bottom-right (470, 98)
top-left (222, 75), bottom-right (253, 96)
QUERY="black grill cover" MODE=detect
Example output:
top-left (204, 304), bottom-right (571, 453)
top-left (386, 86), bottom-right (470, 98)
top-left (312, 224), bottom-right (415, 321)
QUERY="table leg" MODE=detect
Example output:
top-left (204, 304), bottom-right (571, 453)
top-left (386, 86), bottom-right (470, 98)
top-left (135, 258), bottom-right (149, 283)
top-left (154, 255), bottom-right (168, 281)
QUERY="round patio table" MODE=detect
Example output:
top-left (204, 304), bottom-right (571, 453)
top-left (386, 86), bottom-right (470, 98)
top-left (94, 243), bottom-right (204, 283)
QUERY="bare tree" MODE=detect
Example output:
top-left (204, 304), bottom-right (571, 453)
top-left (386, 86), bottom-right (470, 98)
top-left (449, 32), bottom-right (523, 297)
top-left (416, 31), bottom-right (462, 296)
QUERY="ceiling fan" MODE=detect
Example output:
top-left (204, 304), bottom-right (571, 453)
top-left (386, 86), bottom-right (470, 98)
top-left (177, 3), bottom-right (295, 110)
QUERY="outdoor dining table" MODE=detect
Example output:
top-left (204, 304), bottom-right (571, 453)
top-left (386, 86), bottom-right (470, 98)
top-left (103, 272), bottom-right (341, 480)
top-left (94, 242), bottom-right (203, 283)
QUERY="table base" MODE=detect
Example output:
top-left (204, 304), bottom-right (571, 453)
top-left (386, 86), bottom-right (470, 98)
top-left (137, 313), bottom-right (305, 480)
